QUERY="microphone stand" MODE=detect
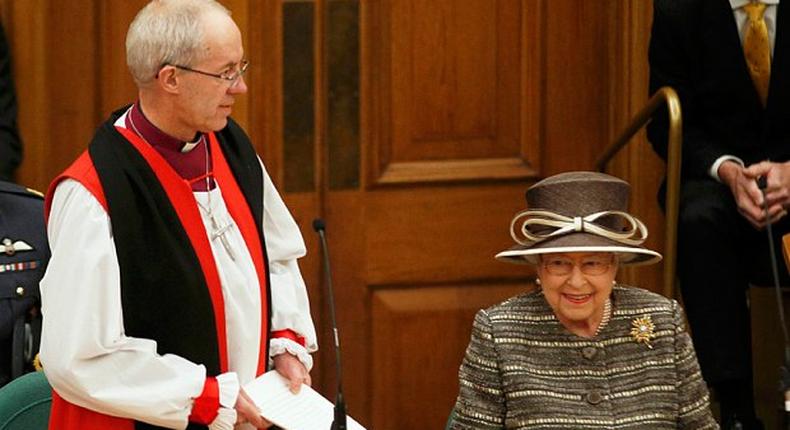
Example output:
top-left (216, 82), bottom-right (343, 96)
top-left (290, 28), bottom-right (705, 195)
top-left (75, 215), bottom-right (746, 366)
top-left (313, 219), bottom-right (347, 430)
top-left (758, 177), bottom-right (790, 429)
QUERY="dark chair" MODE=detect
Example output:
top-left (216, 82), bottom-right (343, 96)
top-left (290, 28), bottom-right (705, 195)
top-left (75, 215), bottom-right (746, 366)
top-left (445, 407), bottom-right (455, 430)
top-left (0, 371), bottom-right (51, 430)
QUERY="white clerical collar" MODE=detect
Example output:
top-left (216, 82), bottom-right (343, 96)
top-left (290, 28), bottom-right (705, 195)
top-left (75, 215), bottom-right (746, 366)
top-left (181, 138), bottom-right (202, 153)
top-left (731, 0), bottom-right (780, 10)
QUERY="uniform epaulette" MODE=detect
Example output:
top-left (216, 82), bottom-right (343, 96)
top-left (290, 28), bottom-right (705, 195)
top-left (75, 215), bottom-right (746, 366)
top-left (0, 181), bottom-right (45, 200)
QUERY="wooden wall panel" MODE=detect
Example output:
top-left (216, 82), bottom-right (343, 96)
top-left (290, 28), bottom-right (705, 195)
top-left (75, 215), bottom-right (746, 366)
top-left (98, 1), bottom-right (146, 119)
top-left (367, 0), bottom-right (539, 185)
top-left (46, 2), bottom-right (99, 160)
top-left (6, 1), bottom-right (104, 191)
top-left (1, 2), bottom-right (660, 231)
top-left (3, 0), bottom-right (48, 190)
top-left (0, 1), bottom-right (668, 428)
top-left (408, 0), bottom-right (497, 144)
top-left (543, 0), bottom-right (614, 175)
top-left (364, 184), bottom-right (530, 285)
top-left (247, 0), bottom-right (283, 180)
top-left (220, 0), bottom-right (251, 130)
top-left (371, 283), bottom-right (529, 430)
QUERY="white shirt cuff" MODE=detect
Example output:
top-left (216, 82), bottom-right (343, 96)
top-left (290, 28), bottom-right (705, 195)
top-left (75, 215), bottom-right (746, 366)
top-left (208, 372), bottom-right (239, 430)
top-left (269, 337), bottom-right (314, 371)
top-left (216, 372), bottom-right (240, 408)
top-left (208, 407), bottom-right (237, 430)
top-left (710, 155), bottom-right (745, 182)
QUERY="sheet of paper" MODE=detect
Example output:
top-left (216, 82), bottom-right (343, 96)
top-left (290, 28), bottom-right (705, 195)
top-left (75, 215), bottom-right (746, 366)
top-left (244, 371), bottom-right (366, 430)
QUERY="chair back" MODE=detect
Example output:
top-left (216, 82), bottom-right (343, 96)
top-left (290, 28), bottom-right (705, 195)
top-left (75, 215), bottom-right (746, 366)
top-left (0, 371), bottom-right (51, 430)
top-left (445, 407), bottom-right (455, 430)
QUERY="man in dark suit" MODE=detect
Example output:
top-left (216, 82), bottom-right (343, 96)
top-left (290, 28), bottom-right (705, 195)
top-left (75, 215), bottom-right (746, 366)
top-left (0, 181), bottom-right (48, 388)
top-left (648, 0), bottom-right (790, 428)
top-left (0, 21), bottom-right (21, 182)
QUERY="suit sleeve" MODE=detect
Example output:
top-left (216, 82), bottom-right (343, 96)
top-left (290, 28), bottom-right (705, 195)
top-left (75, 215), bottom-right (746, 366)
top-left (452, 309), bottom-right (506, 429)
top-left (647, 0), bottom-right (731, 179)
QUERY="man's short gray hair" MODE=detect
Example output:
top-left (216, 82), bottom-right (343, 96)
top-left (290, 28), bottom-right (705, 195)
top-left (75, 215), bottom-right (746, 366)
top-left (126, 0), bottom-right (230, 85)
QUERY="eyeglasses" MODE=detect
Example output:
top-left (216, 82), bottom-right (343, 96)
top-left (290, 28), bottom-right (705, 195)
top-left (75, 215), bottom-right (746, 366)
top-left (170, 60), bottom-right (249, 86)
top-left (541, 255), bottom-right (614, 276)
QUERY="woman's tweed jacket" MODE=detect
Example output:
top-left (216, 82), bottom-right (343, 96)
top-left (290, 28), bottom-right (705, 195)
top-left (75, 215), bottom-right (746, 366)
top-left (452, 285), bottom-right (718, 429)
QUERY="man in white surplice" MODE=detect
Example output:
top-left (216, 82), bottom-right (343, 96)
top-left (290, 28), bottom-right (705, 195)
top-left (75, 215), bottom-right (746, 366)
top-left (39, 1), bottom-right (316, 429)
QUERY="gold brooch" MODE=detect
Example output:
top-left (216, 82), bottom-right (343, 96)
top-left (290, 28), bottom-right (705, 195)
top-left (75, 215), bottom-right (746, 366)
top-left (630, 315), bottom-right (656, 349)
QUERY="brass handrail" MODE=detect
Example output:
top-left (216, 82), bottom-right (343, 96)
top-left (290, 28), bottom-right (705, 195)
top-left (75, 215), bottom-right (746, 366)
top-left (595, 86), bottom-right (682, 299)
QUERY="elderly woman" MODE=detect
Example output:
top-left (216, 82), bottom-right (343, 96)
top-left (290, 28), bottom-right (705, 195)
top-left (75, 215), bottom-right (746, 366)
top-left (452, 172), bottom-right (717, 429)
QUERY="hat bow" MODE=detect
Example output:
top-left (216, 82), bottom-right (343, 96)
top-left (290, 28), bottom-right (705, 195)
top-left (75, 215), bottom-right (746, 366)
top-left (509, 209), bottom-right (648, 246)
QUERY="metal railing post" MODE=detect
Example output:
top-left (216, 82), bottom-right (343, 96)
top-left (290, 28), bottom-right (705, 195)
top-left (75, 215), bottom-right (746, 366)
top-left (595, 86), bottom-right (682, 299)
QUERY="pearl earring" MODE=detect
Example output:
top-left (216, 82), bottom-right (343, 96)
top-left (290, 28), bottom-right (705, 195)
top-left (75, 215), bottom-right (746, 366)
top-left (612, 280), bottom-right (616, 285)
top-left (536, 278), bottom-right (542, 286)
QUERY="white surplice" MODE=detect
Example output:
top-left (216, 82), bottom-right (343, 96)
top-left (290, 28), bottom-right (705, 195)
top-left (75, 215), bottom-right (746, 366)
top-left (39, 133), bottom-right (317, 429)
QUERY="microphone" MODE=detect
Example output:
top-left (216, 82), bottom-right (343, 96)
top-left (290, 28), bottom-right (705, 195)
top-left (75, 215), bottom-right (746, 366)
top-left (757, 175), bottom-right (768, 191)
top-left (312, 219), bottom-right (347, 430)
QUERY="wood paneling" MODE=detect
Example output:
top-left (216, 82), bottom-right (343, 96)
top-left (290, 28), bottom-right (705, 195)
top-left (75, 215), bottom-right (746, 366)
top-left (364, 184), bottom-right (530, 285)
top-left (98, 1), bottom-right (146, 118)
top-left (0, 1), bottom-right (665, 429)
top-left (5, 1), bottom-right (103, 190)
top-left (282, 1), bottom-right (317, 192)
top-left (543, 0), bottom-right (613, 174)
top-left (4, 0), bottom-right (47, 190)
top-left (409, 0), bottom-right (497, 142)
top-left (371, 283), bottom-right (528, 429)
top-left (327, 0), bottom-right (361, 190)
top-left (367, 0), bottom-right (539, 185)
top-left (246, 0), bottom-right (282, 175)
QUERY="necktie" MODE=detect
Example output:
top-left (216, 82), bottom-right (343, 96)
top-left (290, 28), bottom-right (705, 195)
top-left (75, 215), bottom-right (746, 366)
top-left (743, 2), bottom-right (771, 106)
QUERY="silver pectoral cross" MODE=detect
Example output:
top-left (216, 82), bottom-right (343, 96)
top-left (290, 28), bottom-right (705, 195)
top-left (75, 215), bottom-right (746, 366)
top-left (209, 214), bottom-right (237, 261)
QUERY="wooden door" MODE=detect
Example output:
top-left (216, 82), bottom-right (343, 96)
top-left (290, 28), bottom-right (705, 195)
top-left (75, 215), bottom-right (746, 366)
top-left (278, 2), bottom-right (657, 429)
top-left (353, 2), bottom-right (536, 427)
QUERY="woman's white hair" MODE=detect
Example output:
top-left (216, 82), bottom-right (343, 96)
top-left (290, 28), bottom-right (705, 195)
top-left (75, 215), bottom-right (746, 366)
top-left (126, 0), bottom-right (230, 85)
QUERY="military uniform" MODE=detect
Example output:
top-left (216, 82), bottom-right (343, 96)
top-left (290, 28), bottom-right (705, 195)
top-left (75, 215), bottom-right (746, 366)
top-left (0, 180), bottom-right (49, 387)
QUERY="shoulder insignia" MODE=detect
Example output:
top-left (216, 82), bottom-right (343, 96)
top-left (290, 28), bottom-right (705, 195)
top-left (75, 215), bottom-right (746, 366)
top-left (26, 187), bottom-right (44, 198)
top-left (1, 238), bottom-right (34, 255)
top-left (0, 181), bottom-right (45, 199)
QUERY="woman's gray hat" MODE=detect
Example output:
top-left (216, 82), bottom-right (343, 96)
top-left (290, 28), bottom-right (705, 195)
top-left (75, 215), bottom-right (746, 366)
top-left (496, 171), bottom-right (662, 266)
